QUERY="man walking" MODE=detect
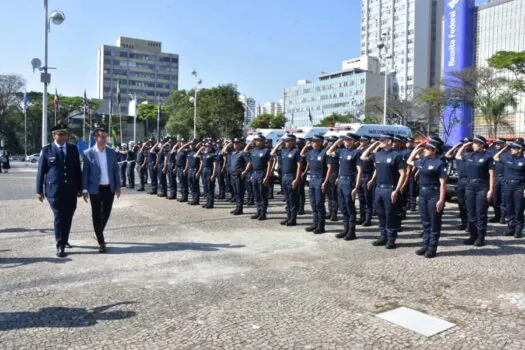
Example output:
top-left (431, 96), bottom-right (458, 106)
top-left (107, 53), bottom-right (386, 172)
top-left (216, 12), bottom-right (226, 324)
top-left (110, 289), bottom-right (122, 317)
top-left (82, 128), bottom-right (121, 253)
top-left (36, 124), bottom-right (82, 257)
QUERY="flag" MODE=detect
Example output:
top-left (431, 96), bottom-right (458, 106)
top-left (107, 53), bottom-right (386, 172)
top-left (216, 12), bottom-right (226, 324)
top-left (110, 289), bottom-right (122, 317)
top-left (23, 90), bottom-right (29, 112)
top-left (54, 89), bottom-right (60, 115)
top-left (116, 81), bottom-right (121, 106)
top-left (308, 108), bottom-right (313, 124)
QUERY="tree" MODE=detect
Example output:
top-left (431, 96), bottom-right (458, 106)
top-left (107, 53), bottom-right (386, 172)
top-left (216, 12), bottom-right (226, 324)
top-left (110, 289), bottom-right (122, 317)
top-left (269, 114), bottom-right (286, 129)
top-left (315, 113), bottom-right (360, 127)
top-left (488, 51), bottom-right (525, 92)
top-left (445, 67), bottom-right (516, 138)
top-left (250, 114), bottom-right (272, 128)
top-left (418, 85), bottom-right (461, 143)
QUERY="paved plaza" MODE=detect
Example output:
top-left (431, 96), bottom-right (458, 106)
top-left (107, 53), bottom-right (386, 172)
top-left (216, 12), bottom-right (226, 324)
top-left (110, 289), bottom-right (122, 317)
top-left (1, 165), bottom-right (524, 349)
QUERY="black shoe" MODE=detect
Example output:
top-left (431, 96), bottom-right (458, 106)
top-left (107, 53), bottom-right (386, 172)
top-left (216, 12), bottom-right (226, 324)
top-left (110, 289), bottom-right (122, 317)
top-left (505, 231), bottom-right (514, 236)
top-left (190, 202), bottom-right (200, 206)
top-left (297, 210), bottom-right (306, 216)
top-left (385, 239), bottom-right (397, 250)
top-left (362, 220), bottom-right (372, 227)
top-left (251, 213), bottom-right (261, 219)
top-left (515, 232), bottom-right (523, 238)
top-left (202, 204), bottom-right (207, 208)
top-left (415, 247), bottom-right (428, 256)
top-left (280, 220), bottom-right (288, 226)
top-left (372, 237), bottom-right (387, 246)
top-left (205, 206), bottom-right (214, 209)
top-left (500, 218), bottom-right (506, 225)
top-left (148, 191), bottom-right (157, 195)
top-left (305, 225), bottom-right (317, 232)
top-left (474, 237), bottom-right (485, 247)
top-left (313, 227), bottom-right (325, 234)
top-left (228, 198), bottom-right (236, 203)
top-left (335, 230), bottom-right (348, 239)
top-left (489, 217), bottom-right (500, 223)
top-left (356, 218), bottom-right (364, 225)
top-left (98, 245), bottom-right (107, 254)
top-left (167, 196), bottom-right (176, 200)
top-left (230, 209), bottom-right (237, 214)
top-left (137, 188), bottom-right (145, 192)
top-left (178, 198), bottom-right (188, 202)
top-left (286, 220), bottom-right (297, 227)
top-left (463, 236), bottom-right (477, 245)
top-left (344, 229), bottom-right (357, 241)
top-left (233, 210), bottom-right (243, 216)
top-left (457, 223), bottom-right (467, 231)
top-left (65, 242), bottom-right (73, 249)
top-left (424, 249), bottom-right (437, 258)
top-left (257, 214), bottom-right (267, 221)
top-left (410, 207), bottom-right (417, 212)
top-left (56, 248), bottom-right (66, 258)
top-left (330, 215), bottom-right (338, 222)
top-left (158, 193), bottom-right (167, 198)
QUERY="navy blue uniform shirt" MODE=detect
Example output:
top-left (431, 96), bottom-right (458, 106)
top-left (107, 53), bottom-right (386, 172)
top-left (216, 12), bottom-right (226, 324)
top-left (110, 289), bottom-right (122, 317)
top-left (187, 150), bottom-right (200, 169)
top-left (462, 151), bottom-right (495, 181)
top-left (176, 149), bottom-right (187, 168)
top-left (202, 151), bottom-right (217, 168)
top-left (336, 148), bottom-right (361, 177)
top-left (280, 148), bottom-right (301, 175)
top-left (229, 150), bottom-right (248, 175)
top-left (414, 156), bottom-right (447, 187)
top-left (501, 153), bottom-right (525, 182)
top-left (250, 147), bottom-right (270, 172)
top-left (305, 148), bottom-right (328, 177)
top-left (370, 149), bottom-right (406, 186)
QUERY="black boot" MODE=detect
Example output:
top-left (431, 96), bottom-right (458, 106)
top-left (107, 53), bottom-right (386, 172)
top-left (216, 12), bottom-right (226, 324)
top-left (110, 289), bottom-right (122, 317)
top-left (232, 209), bottom-right (243, 216)
top-left (372, 236), bottom-right (387, 246)
top-left (280, 219), bottom-right (288, 226)
top-left (335, 230), bottom-right (348, 239)
top-left (344, 227), bottom-right (357, 241)
top-left (489, 216), bottom-right (500, 223)
top-left (251, 212), bottom-right (261, 220)
top-left (474, 235), bottom-right (485, 247)
top-left (362, 218), bottom-right (372, 227)
top-left (257, 213), bottom-right (267, 221)
top-left (330, 213), bottom-right (338, 222)
top-left (286, 219), bottom-right (297, 226)
top-left (297, 209), bottom-right (306, 215)
top-left (313, 225), bottom-right (325, 234)
top-left (499, 217), bottom-right (506, 225)
top-left (463, 232), bottom-right (477, 245)
top-left (424, 248), bottom-right (437, 258)
top-left (385, 238), bottom-right (397, 249)
top-left (415, 247), bottom-right (428, 256)
top-left (515, 232), bottom-right (523, 238)
top-left (305, 224), bottom-right (317, 232)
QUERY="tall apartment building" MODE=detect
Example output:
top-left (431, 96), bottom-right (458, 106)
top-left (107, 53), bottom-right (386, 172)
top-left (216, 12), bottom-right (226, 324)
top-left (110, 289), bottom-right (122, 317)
top-left (97, 37), bottom-right (179, 115)
top-left (239, 95), bottom-right (258, 125)
top-left (360, 0), bottom-right (443, 100)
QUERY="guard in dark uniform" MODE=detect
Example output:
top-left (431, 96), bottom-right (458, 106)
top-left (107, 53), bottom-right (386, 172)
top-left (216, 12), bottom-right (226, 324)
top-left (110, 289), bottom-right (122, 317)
top-left (166, 138), bottom-right (178, 200)
top-left (297, 138), bottom-right (308, 215)
top-left (157, 138), bottom-right (169, 197)
top-left (118, 143), bottom-right (128, 187)
top-left (445, 138), bottom-right (472, 231)
top-left (271, 134), bottom-right (302, 226)
top-left (225, 139), bottom-right (236, 203)
top-left (176, 139), bottom-right (189, 202)
top-left (357, 136), bottom-right (375, 226)
top-left (455, 135), bottom-right (495, 247)
top-left (361, 134), bottom-right (407, 249)
top-left (126, 141), bottom-right (137, 189)
top-left (244, 135), bottom-right (273, 220)
top-left (325, 136), bottom-right (339, 221)
top-left (405, 137), bottom-right (418, 211)
top-left (328, 133), bottom-right (361, 240)
top-left (36, 124), bottom-right (82, 257)
top-left (494, 140), bottom-right (525, 238)
top-left (488, 138), bottom-right (507, 224)
top-left (197, 142), bottom-right (218, 208)
top-left (147, 140), bottom-right (159, 195)
top-left (185, 139), bottom-right (201, 205)
top-left (215, 139), bottom-right (226, 199)
top-left (393, 135), bottom-right (408, 225)
top-left (223, 138), bottom-right (248, 215)
top-left (302, 135), bottom-right (331, 234)
top-left (265, 139), bottom-right (275, 199)
top-left (407, 141), bottom-right (447, 258)
top-left (136, 142), bottom-right (148, 191)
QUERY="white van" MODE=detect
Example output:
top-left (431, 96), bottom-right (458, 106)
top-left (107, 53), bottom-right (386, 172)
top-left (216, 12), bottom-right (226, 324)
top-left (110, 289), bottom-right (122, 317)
top-left (246, 129), bottom-right (286, 145)
top-left (286, 127), bottom-right (329, 140)
top-left (328, 123), bottom-right (412, 139)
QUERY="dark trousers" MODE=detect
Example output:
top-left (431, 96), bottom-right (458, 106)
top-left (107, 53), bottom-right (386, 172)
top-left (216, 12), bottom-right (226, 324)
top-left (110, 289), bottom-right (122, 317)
top-left (157, 164), bottom-right (167, 195)
top-left (327, 175), bottom-right (338, 218)
top-left (119, 161), bottom-right (127, 187)
top-left (283, 174), bottom-right (299, 221)
top-left (48, 196), bottom-right (77, 249)
top-left (177, 168), bottom-right (188, 199)
top-left (419, 187), bottom-right (442, 249)
top-left (299, 175), bottom-right (307, 212)
top-left (252, 171), bottom-right (269, 215)
top-left (492, 177), bottom-right (506, 220)
top-left (232, 174), bottom-right (245, 210)
top-left (359, 174), bottom-right (374, 222)
top-left (375, 186), bottom-right (398, 240)
top-left (188, 168), bottom-right (200, 203)
top-left (245, 172), bottom-right (254, 204)
top-left (217, 169), bottom-right (226, 198)
top-left (226, 171), bottom-right (234, 199)
top-left (457, 178), bottom-right (468, 226)
top-left (148, 164), bottom-right (158, 192)
top-left (338, 176), bottom-right (357, 232)
top-left (505, 181), bottom-right (525, 235)
top-left (167, 164), bottom-right (177, 198)
top-left (408, 176), bottom-right (418, 210)
top-left (203, 168), bottom-right (215, 208)
top-left (466, 180), bottom-right (489, 239)
top-left (310, 176), bottom-right (326, 228)
top-left (89, 186), bottom-right (115, 246)
top-left (126, 161), bottom-right (135, 188)
top-left (137, 165), bottom-right (147, 190)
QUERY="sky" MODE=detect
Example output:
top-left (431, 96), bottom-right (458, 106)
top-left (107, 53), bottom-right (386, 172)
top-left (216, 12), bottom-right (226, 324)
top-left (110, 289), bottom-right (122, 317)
top-left (0, 0), bottom-right (488, 105)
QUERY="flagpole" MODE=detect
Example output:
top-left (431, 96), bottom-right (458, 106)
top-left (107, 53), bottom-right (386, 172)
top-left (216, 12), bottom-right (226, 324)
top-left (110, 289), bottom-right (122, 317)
top-left (109, 100), bottom-right (112, 146)
top-left (157, 95), bottom-right (160, 141)
top-left (24, 107), bottom-right (28, 157)
top-left (83, 107), bottom-right (86, 141)
top-left (119, 103), bottom-right (123, 145)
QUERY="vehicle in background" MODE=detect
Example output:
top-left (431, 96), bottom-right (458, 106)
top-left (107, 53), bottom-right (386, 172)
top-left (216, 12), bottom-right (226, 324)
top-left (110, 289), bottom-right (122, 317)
top-left (245, 129), bottom-right (286, 145)
top-left (25, 154), bottom-right (40, 163)
top-left (286, 127), bottom-right (329, 140)
top-left (327, 123), bottom-right (413, 139)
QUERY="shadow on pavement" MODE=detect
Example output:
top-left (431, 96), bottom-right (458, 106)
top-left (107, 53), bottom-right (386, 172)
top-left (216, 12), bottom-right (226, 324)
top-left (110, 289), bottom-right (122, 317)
top-left (0, 256), bottom-right (72, 269)
top-left (71, 242), bottom-right (245, 255)
top-left (0, 302), bottom-right (137, 330)
top-left (0, 228), bottom-right (53, 234)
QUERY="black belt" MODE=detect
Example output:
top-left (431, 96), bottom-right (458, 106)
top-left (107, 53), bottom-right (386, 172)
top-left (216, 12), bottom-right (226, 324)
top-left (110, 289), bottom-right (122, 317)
top-left (310, 174), bottom-right (323, 178)
top-left (469, 179), bottom-right (488, 183)
top-left (509, 179), bottom-right (524, 183)
top-left (420, 185), bottom-right (439, 190)
top-left (378, 184), bottom-right (394, 189)
top-left (99, 184), bottom-right (110, 189)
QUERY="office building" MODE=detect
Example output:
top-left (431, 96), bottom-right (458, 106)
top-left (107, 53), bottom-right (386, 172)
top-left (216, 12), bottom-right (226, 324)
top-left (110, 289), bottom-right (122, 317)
top-left (239, 95), bottom-right (258, 125)
top-left (360, 0), bottom-right (443, 100)
top-left (262, 101), bottom-right (280, 116)
top-left (283, 56), bottom-right (384, 127)
top-left (97, 37), bottom-right (179, 115)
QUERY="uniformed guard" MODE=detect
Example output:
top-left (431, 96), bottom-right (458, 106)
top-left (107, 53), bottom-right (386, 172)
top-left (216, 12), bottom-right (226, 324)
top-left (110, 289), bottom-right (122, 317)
top-left (157, 138), bottom-right (170, 197)
top-left (271, 134), bottom-right (302, 226)
top-left (215, 139), bottom-right (226, 200)
top-left (297, 138), bottom-right (308, 215)
top-left (118, 143), bottom-right (128, 187)
top-left (455, 135), bottom-right (495, 247)
top-left (136, 142), bottom-right (148, 191)
top-left (225, 139), bottom-right (236, 203)
top-left (325, 135), bottom-right (339, 221)
top-left (357, 136), bottom-right (375, 226)
top-left (147, 139), bottom-right (159, 195)
top-left (265, 139), bottom-right (275, 199)
top-left (36, 124), bottom-right (82, 257)
top-left (488, 138), bottom-right (507, 224)
top-left (405, 137), bottom-right (418, 211)
top-left (407, 140), bottom-right (447, 258)
top-left (166, 138), bottom-right (178, 200)
top-left (244, 135), bottom-right (273, 220)
top-left (393, 135), bottom-right (408, 224)
top-left (493, 140), bottom-right (525, 238)
top-left (361, 134), bottom-right (407, 249)
top-left (445, 138), bottom-right (472, 231)
top-left (126, 141), bottom-right (137, 189)
top-left (195, 142), bottom-right (218, 208)
top-left (328, 133), bottom-right (361, 240)
top-left (184, 139), bottom-right (202, 205)
top-left (176, 138), bottom-right (189, 202)
top-left (223, 138), bottom-right (248, 215)
top-left (302, 135), bottom-right (332, 234)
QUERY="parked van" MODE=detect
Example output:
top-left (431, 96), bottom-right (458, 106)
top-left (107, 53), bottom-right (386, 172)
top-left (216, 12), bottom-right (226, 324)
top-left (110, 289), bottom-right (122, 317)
top-left (285, 127), bottom-right (329, 140)
top-left (246, 129), bottom-right (286, 145)
top-left (327, 123), bottom-right (412, 139)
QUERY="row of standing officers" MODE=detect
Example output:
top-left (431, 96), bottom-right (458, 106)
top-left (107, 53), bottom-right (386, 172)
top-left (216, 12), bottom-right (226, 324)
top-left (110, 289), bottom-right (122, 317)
top-left (116, 132), bottom-right (525, 259)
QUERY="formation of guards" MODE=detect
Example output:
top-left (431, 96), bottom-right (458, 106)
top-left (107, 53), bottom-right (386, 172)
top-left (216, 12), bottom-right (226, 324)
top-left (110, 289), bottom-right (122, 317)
top-left (115, 132), bottom-right (525, 259)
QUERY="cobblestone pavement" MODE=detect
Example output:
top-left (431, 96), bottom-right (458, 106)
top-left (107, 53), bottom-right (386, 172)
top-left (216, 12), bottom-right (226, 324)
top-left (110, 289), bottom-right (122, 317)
top-left (1, 169), bottom-right (524, 349)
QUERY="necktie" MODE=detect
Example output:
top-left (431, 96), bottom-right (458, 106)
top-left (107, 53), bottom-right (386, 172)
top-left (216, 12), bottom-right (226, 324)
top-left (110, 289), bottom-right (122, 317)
top-left (60, 146), bottom-right (65, 159)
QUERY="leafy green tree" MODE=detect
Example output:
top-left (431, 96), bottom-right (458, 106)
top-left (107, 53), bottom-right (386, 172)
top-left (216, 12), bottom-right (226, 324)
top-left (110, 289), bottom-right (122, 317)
top-left (315, 113), bottom-right (359, 127)
top-left (418, 85), bottom-right (461, 143)
top-left (250, 114), bottom-right (272, 128)
top-left (0, 74), bottom-right (26, 153)
top-left (269, 114), bottom-right (286, 129)
top-left (488, 51), bottom-right (525, 92)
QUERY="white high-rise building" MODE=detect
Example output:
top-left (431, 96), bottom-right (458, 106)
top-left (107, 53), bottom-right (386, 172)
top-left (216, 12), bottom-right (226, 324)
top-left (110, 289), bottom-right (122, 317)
top-left (238, 95), bottom-right (257, 125)
top-left (360, 0), bottom-right (443, 100)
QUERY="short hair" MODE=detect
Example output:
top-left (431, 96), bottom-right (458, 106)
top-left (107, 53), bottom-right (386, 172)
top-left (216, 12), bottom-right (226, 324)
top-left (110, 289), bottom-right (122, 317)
top-left (93, 128), bottom-right (107, 137)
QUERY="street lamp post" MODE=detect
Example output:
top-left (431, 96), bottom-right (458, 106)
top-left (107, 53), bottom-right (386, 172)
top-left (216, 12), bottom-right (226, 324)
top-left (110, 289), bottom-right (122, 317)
top-left (39, 1), bottom-right (65, 147)
top-left (377, 32), bottom-right (392, 126)
top-left (190, 70), bottom-right (202, 139)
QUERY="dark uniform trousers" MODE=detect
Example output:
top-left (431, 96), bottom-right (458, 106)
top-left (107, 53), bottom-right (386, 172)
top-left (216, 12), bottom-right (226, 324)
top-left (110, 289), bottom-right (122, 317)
top-left (48, 195), bottom-right (77, 249)
top-left (457, 177), bottom-right (469, 227)
top-left (245, 171), bottom-right (254, 205)
top-left (338, 176), bottom-right (357, 233)
top-left (359, 173), bottom-right (374, 223)
top-left (504, 180), bottom-right (525, 235)
top-left (217, 169), bottom-right (226, 198)
top-left (327, 173), bottom-right (338, 218)
top-left (89, 185), bottom-right (115, 246)
top-left (126, 161), bottom-right (136, 189)
top-left (466, 179), bottom-right (489, 239)
top-left (252, 170), bottom-right (269, 215)
top-left (176, 167), bottom-right (188, 199)
top-left (157, 165), bottom-right (167, 196)
top-left (309, 175), bottom-right (326, 228)
top-left (188, 168), bottom-right (200, 203)
top-left (202, 168), bottom-right (215, 207)
top-left (148, 163), bottom-right (158, 193)
top-left (299, 173), bottom-right (307, 213)
top-left (283, 173), bottom-right (300, 221)
top-left (226, 171), bottom-right (234, 199)
top-left (375, 185), bottom-right (398, 240)
top-left (231, 174), bottom-right (245, 210)
top-left (419, 186), bottom-right (442, 249)
top-left (167, 163), bottom-right (177, 198)
top-left (492, 176), bottom-right (506, 220)
top-left (408, 175), bottom-right (418, 210)
top-left (137, 164), bottom-right (148, 190)
top-left (119, 161), bottom-right (127, 187)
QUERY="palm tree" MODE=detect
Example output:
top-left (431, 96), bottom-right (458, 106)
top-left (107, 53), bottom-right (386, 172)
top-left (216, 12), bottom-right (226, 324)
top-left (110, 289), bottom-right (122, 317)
top-left (480, 92), bottom-right (517, 138)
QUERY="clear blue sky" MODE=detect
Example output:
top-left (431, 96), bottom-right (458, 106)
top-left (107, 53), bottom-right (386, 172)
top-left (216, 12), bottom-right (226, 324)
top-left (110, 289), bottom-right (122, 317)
top-left (1, 0), bottom-right (487, 105)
